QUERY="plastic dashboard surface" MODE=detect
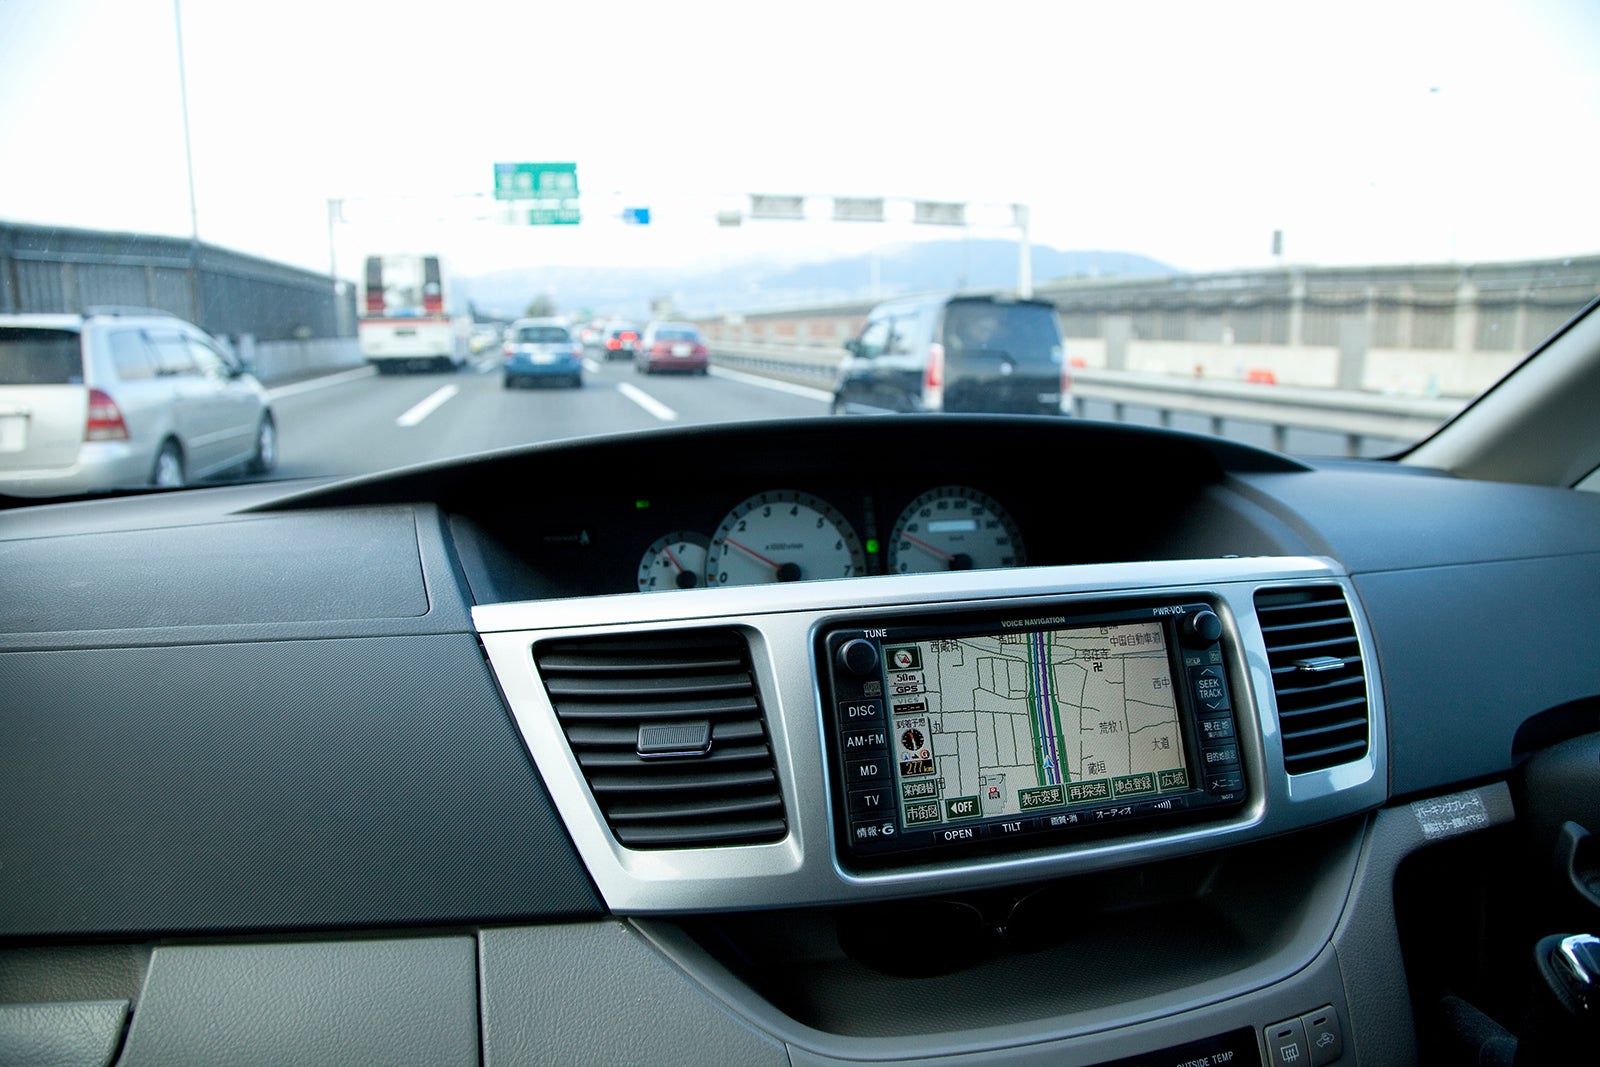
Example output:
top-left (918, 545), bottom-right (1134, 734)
top-left (3, 413), bottom-right (1600, 1066)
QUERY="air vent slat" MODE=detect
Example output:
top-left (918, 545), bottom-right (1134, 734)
top-left (613, 819), bottom-right (789, 848)
top-left (543, 673), bottom-right (752, 699)
top-left (535, 629), bottom-right (786, 850)
top-left (1255, 586), bottom-right (1371, 775)
top-left (553, 695), bottom-right (761, 722)
top-left (577, 743), bottom-right (773, 770)
top-left (534, 653), bottom-right (745, 674)
top-left (608, 794), bottom-right (784, 822)
top-left (563, 719), bottom-right (766, 748)
top-left (588, 767), bottom-right (776, 794)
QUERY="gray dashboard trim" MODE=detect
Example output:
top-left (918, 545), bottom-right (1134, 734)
top-left (114, 939), bottom-right (477, 1067)
top-left (0, 1000), bottom-right (127, 1067)
top-left (476, 556), bottom-right (1389, 913)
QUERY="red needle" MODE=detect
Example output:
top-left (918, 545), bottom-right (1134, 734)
top-left (663, 546), bottom-right (685, 573)
top-left (723, 537), bottom-right (781, 571)
top-left (901, 532), bottom-right (955, 561)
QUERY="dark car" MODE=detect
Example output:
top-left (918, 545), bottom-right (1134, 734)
top-left (636, 322), bottom-right (709, 375)
top-left (602, 322), bottom-right (642, 362)
top-left (833, 295), bottom-right (1069, 415)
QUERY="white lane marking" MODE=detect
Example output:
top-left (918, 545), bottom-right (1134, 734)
top-left (583, 358), bottom-right (601, 373)
top-left (264, 365), bottom-right (375, 401)
top-left (396, 384), bottom-right (460, 427)
top-left (616, 382), bottom-right (678, 422)
top-left (477, 360), bottom-right (497, 374)
top-left (708, 365), bottom-right (834, 403)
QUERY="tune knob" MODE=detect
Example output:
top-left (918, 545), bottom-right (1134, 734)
top-left (836, 638), bottom-right (880, 677)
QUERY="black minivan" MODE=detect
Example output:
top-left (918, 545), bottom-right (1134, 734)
top-left (832, 294), bottom-right (1068, 415)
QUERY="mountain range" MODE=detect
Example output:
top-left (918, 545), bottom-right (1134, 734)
top-left (457, 239), bottom-right (1174, 320)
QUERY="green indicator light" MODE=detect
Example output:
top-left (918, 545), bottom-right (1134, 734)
top-left (635, 500), bottom-right (650, 509)
top-left (866, 538), bottom-right (880, 554)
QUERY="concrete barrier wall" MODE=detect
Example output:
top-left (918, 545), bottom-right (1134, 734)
top-left (222, 336), bottom-right (364, 385)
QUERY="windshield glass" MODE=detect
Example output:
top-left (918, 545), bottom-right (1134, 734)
top-left (0, 0), bottom-right (1596, 497)
top-left (515, 326), bottom-right (570, 344)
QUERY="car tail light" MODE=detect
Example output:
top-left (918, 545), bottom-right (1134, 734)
top-left (924, 342), bottom-right (945, 411)
top-left (653, 342), bottom-right (671, 355)
top-left (621, 332), bottom-right (638, 343)
top-left (504, 343), bottom-right (515, 360)
top-left (571, 343), bottom-right (583, 357)
top-left (365, 292), bottom-right (385, 314)
top-left (85, 388), bottom-right (129, 441)
top-left (606, 339), bottom-right (621, 351)
top-left (694, 344), bottom-right (708, 357)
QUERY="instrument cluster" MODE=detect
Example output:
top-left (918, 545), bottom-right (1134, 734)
top-left (634, 485), bottom-right (1026, 591)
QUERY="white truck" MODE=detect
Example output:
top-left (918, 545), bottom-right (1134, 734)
top-left (357, 253), bottom-right (470, 374)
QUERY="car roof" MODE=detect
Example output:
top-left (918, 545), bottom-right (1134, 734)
top-left (0, 313), bottom-right (86, 331)
top-left (868, 293), bottom-right (1058, 315)
top-left (512, 318), bottom-right (568, 327)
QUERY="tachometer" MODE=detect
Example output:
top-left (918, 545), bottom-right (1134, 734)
top-left (886, 486), bottom-right (1025, 573)
top-left (705, 491), bottom-right (866, 585)
top-left (636, 532), bottom-right (710, 591)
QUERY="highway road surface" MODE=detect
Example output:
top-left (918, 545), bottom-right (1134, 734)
top-left (263, 355), bottom-right (833, 483)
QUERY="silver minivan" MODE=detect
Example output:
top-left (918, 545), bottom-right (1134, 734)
top-left (0, 308), bottom-right (276, 497)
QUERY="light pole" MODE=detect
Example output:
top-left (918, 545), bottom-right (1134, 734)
top-left (173, 0), bottom-right (198, 244)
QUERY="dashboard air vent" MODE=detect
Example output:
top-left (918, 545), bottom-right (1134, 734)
top-left (533, 629), bottom-right (786, 849)
top-left (1254, 586), bottom-right (1370, 775)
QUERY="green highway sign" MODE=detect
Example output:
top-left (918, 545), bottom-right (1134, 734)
top-left (494, 162), bottom-right (580, 200)
top-left (528, 206), bottom-right (581, 226)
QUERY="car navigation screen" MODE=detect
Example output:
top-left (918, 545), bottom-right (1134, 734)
top-left (823, 603), bottom-right (1247, 864)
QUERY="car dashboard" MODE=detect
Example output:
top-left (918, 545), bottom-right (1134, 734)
top-left (3, 415), bottom-right (1600, 1067)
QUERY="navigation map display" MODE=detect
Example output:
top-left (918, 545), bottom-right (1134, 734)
top-left (825, 603), bottom-right (1247, 862)
top-left (886, 622), bottom-right (1190, 829)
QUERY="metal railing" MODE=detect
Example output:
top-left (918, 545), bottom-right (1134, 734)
top-left (708, 340), bottom-right (1466, 456)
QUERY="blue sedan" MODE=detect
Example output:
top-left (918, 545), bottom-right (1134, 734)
top-left (503, 319), bottom-right (583, 388)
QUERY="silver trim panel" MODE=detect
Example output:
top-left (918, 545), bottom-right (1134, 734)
top-left (476, 556), bottom-right (1388, 913)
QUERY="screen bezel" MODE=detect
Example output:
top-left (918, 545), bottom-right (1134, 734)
top-left (820, 600), bottom-right (1244, 869)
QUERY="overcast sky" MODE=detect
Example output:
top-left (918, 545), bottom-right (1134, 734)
top-left (1, 0), bottom-right (1596, 279)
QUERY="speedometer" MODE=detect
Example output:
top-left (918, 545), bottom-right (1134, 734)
top-left (887, 486), bottom-right (1025, 573)
top-left (705, 491), bottom-right (866, 585)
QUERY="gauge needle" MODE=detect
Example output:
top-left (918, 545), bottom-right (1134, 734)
top-left (723, 537), bottom-right (781, 571)
top-left (901, 533), bottom-right (955, 562)
top-left (663, 546), bottom-right (685, 573)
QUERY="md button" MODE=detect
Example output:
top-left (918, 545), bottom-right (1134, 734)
top-left (845, 758), bottom-right (890, 786)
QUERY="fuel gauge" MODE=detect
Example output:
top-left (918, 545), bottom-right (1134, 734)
top-left (637, 532), bottom-right (711, 591)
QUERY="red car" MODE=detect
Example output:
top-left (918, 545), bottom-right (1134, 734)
top-left (635, 322), bottom-right (709, 375)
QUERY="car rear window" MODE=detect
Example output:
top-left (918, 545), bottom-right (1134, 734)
top-left (516, 326), bottom-right (570, 343)
top-left (941, 302), bottom-right (1063, 365)
top-left (0, 328), bottom-right (84, 385)
top-left (654, 328), bottom-right (699, 341)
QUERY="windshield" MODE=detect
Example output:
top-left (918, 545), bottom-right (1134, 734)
top-left (515, 326), bottom-right (570, 344)
top-left (0, 0), bottom-right (1596, 497)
